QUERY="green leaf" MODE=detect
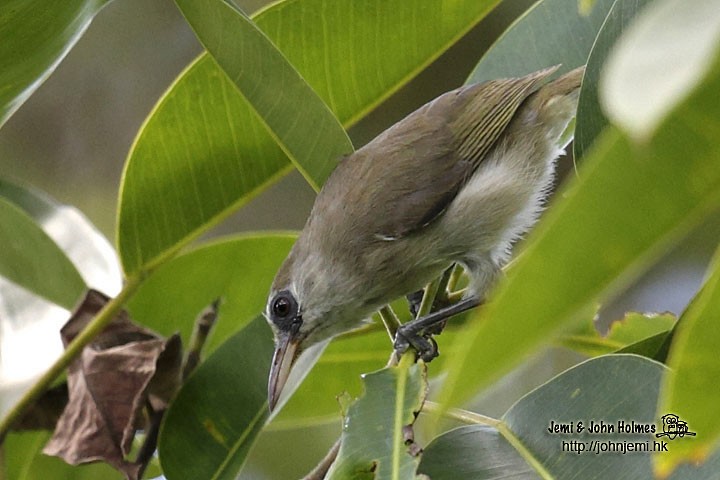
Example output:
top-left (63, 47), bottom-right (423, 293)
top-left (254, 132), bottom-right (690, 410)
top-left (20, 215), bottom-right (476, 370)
top-left (159, 316), bottom-right (274, 480)
top-left (117, 0), bottom-right (502, 275)
top-left (0, 178), bottom-right (121, 296)
top-left (657, 246), bottom-right (720, 475)
top-left (116, 55), bottom-right (294, 275)
top-left (174, 0), bottom-right (353, 190)
top-left (0, 0), bottom-right (112, 127)
top-left (419, 425), bottom-right (534, 479)
top-left (254, 0), bottom-right (502, 126)
top-left (559, 312), bottom-right (676, 357)
top-left (439, 38), bottom-right (720, 409)
top-left (600, 0), bottom-right (720, 141)
top-left (127, 233), bottom-right (295, 354)
top-left (574, 0), bottom-right (653, 159)
top-left (2, 431), bottom-right (121, 480)
top-left (326, 355), bottom-right (425, 480)
top-left (0, 198), bottom-right (84, 309)
top-left (466, 0), bottom-right (615, 83)
top-left (421, 355), bottom-right (720, 479)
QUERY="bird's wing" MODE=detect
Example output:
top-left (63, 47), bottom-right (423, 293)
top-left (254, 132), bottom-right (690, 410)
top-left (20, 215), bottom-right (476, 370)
top-left (373, 66), bottom-right (559, 240)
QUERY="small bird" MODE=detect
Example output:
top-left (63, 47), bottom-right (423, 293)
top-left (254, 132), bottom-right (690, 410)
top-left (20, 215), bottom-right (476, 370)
top-left (265, 65), bottom-right (585, 410)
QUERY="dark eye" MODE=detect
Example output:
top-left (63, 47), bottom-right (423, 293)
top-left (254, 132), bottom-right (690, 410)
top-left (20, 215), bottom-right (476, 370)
top-left (273, 296), bottom-right (291, 318)
top-left (269, 290), bottom-right (299, 330)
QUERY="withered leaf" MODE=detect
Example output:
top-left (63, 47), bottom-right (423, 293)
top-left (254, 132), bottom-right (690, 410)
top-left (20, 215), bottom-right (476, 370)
top-left (43, 289), bottom-right (182, 480)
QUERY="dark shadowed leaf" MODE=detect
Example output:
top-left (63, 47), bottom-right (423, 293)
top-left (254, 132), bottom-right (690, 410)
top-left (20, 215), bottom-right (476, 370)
top-left (158, 316), bottom-right (274, 480)
top-left (0, 0), bottom-right (113, 127)
top-left (573, 0), bottom-right (653, 159)
top-left (466, 0), bottom-right (614, 83)
top-left (419, 425), bottom-right (535, 479)
top-left (326, 356), bottom-right (426, 480)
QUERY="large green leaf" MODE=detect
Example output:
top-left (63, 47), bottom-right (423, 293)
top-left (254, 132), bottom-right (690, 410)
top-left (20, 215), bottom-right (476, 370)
top-left (126, 234), bottom-right (295, 354)
top-left (159, 316), bottom-right (274, 480)
top-left (0, 0), bottom-right (112, 127)
top-left (466, 0), bottom-right (615, 83)
top-left (573, 0), bottom-right (652, 159)
top-left (174, 0), bottom-right (353, 190)
top-left (420, 355), bottom-right (720, 479)
top-left (600, 0), bottom-right (720, 141)
top-left (658, 246), bottom-right (720, 475)
top-left (438, 34), bottom-right (720, 408)
top-left (116, 0), bottom-right (501, 275)
top-left (254, 0), bottom-right (501, 126)
top-left (0, 198), bottom-right (84, 309)
top-left (325, 356), bottom-right (425, 480)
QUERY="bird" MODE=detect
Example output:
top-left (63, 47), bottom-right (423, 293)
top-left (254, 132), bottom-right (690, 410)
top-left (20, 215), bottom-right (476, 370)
top-left (264, 65), bottom-right (585, 410)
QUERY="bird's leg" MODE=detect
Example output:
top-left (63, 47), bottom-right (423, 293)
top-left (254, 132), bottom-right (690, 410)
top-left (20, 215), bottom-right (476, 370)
top-left (394, 295), bottom-right (482, 362)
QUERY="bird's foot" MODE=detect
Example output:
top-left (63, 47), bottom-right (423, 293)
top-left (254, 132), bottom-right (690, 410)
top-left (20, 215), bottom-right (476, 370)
top-left (394, 326), bottom-right (439, 362)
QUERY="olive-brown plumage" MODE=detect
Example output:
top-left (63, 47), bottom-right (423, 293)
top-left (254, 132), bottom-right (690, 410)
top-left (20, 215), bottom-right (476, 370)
top-left (265, 65), bottom-right (585, 410)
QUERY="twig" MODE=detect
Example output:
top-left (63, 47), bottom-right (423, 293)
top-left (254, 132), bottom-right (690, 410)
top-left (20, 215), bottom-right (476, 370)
top-left (378, 305), bottom-right (401, 340)
top-left (135, 404), bottom-right (164, 478)
top-left (303, 438), bottom-right (341, 480)
top-left (183, 298), bottom-right (220, 380)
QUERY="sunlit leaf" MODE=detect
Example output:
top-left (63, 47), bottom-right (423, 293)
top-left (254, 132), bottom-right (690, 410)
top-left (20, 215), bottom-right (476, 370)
top-left (117, 0), bottom-right (502, 275)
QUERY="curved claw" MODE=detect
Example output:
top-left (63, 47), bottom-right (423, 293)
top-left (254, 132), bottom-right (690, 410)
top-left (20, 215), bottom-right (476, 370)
top-left (393, 328), bottom-right (439, 363)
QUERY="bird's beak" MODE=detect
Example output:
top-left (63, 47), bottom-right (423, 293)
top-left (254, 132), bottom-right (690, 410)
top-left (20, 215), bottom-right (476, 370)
top-left (268, 330), bottom-right (302, 411)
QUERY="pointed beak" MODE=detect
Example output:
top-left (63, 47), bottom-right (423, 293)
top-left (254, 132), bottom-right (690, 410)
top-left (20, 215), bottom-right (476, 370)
top-left (268, 331), bottom-right (302, 411)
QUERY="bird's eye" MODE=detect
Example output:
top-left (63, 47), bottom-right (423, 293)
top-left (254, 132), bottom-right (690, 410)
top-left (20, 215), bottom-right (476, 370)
top-left (273, 296), bottom-right (291, 318)
top-left (269, 291), bottom-right (299, 330)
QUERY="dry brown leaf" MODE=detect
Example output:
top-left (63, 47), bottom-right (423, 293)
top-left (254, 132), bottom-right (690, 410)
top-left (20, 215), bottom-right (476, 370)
top-left (42, 289), bottom-right (182, 480)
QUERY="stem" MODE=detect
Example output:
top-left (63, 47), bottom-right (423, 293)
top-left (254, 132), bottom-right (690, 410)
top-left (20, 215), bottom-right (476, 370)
top-left (445, 264), bottom-right (464, 294)
top-left (378, 305), bottom-right (401, 340)
top-left (183, 298), bottom-right (220, 380)
top-left (422, 401), bottom-right (501, 427)
top-left (417, 278), bottom-right (442, 318)
top-left (302, 438), bottom-right (341, 480)
top-left (0, 275), bottom-right (142, 442)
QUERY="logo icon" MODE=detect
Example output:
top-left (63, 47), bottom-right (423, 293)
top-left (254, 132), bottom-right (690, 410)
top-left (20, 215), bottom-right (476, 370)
top-left (656, 414), bottom-right (697, 440)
